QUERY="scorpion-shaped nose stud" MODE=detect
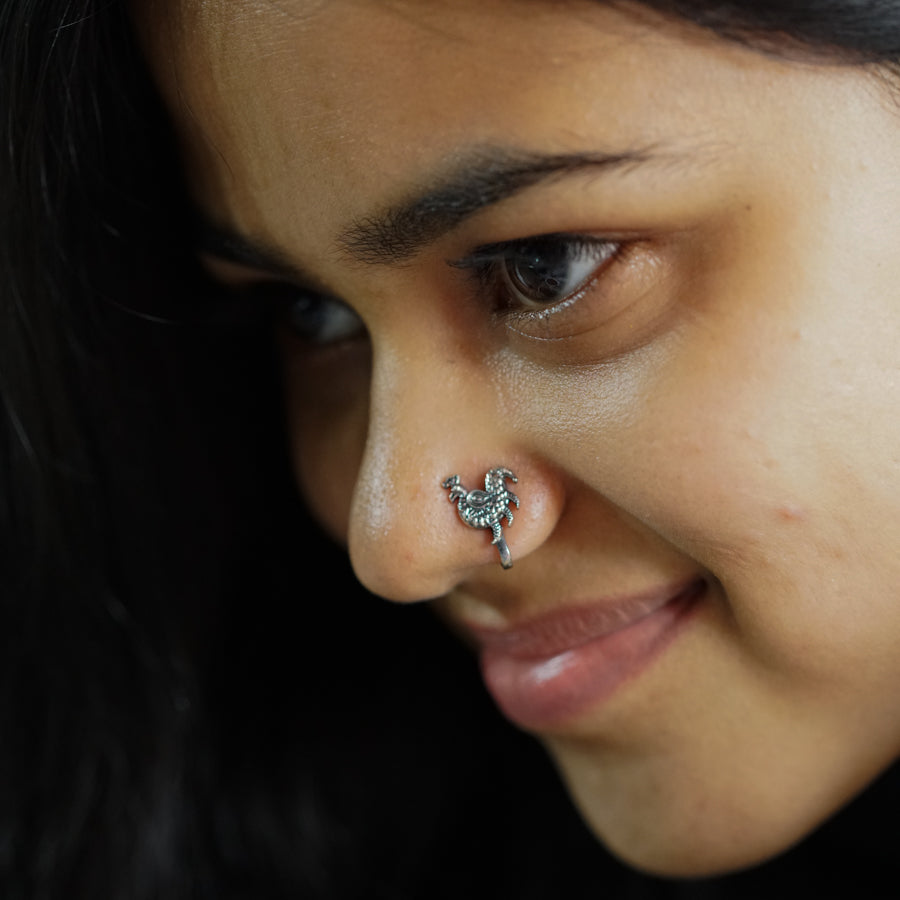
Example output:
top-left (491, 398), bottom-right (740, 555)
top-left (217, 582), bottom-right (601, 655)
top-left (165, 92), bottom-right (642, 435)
top-left (441, 467), bottom-right (520, 569)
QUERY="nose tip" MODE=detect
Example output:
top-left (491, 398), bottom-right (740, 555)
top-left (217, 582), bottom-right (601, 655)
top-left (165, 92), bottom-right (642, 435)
top-left (346, 463), bottom-right (452, 602)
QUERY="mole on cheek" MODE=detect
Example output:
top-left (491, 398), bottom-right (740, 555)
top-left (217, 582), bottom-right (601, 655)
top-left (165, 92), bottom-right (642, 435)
top-left (776, 504), bottom-right (806, 523)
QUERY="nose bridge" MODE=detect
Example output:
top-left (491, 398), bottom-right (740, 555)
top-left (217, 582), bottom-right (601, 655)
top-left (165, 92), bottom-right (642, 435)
top-left (347, 333), bottom-right (501, 600)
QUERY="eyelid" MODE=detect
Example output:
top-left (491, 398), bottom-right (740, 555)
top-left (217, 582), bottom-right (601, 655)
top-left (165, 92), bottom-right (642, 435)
top-left (448, 232), bottom-right (607, 272)
top-left (447, 231), bottom-right (624, 317)
top-left (446, 232), bottom-right (626, 297)
top-left (197, 251), bottom-right (335, 300)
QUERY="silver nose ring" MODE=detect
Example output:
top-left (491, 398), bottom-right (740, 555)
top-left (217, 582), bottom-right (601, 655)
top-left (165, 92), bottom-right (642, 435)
top-left (441, 467), bottom-right (520, 569)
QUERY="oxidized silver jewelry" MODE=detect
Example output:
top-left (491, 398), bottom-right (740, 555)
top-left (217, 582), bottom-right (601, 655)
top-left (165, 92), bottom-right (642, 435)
top-left (441, 467), bottom-right (520, 569)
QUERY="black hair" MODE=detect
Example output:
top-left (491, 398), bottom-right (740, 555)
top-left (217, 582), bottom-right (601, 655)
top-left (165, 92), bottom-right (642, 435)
top-left (2, 1), bottom-right (900, 897)
top-left (622, 0), bottom-right (900, 59)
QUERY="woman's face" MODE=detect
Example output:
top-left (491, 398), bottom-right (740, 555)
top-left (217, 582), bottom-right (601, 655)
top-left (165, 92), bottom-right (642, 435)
top-left (141, 0), bottom-right (900, 876)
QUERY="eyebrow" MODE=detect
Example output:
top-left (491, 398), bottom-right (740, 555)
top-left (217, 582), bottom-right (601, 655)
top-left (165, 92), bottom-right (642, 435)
top-left (195, 144), bottom-right (660, 276)
top-left (338, 146), bottom-right (656, 265)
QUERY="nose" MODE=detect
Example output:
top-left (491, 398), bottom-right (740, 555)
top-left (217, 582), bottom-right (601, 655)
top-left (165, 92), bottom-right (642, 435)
top-left (347, 337), bottom-right (564, 602)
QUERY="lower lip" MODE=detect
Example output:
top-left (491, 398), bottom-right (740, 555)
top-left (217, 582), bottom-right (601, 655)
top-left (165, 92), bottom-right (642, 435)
top-left (479, 582), bottom-right (704, 731)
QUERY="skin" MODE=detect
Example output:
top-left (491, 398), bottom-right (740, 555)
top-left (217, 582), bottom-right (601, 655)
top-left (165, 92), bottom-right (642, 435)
top-left (138, 0), bottom-right (900, 877)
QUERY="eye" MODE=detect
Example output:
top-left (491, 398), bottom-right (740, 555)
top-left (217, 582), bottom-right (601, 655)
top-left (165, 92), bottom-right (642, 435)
top-left (452, 233), bottom-right (620, 311)
top-left (284, 291), bottom-right (364, 345)
top-left (243, 282), bottom-right (365, 345)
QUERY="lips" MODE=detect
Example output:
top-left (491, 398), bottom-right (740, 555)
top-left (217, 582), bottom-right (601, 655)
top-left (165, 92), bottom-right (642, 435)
top-left (468, 577), bottom-right (705, 731)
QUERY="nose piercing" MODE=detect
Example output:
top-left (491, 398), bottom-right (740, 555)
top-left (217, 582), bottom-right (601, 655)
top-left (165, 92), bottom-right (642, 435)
top-left (441, 467), bottom-right (520, 569)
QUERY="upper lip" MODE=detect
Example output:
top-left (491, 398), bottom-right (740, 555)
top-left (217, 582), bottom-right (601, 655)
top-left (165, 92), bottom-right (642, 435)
top-left (459, 576), bottom-right (705, 659)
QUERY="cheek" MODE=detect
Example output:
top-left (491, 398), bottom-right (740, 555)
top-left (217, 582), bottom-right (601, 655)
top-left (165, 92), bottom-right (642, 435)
top-left (496, 251), bottom-right (900, 657)
top-left (281, 340), bottom-right (371, 543)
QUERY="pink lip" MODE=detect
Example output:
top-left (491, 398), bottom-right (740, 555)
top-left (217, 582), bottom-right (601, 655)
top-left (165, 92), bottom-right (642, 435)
top-left (470, 577), bottom-right (705, 731)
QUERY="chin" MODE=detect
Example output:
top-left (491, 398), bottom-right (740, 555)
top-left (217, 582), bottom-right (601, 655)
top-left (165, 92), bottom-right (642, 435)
top-left (591, 815), bottom-right (804, 879)
top-left (545, 739), bottom-right (878, 880)
top-left (573, 793), bottom-right (824, 879)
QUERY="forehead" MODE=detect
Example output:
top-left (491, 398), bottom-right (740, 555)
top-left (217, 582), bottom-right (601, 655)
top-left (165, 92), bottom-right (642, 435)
top-left (134, 0), bottom-right (829, 251)
top-left (142, 0), bottom-right (717, 146)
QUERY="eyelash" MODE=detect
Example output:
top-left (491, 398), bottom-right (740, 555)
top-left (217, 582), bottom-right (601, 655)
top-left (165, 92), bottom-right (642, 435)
top-left (449, 233), bottom-right (623, 323)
